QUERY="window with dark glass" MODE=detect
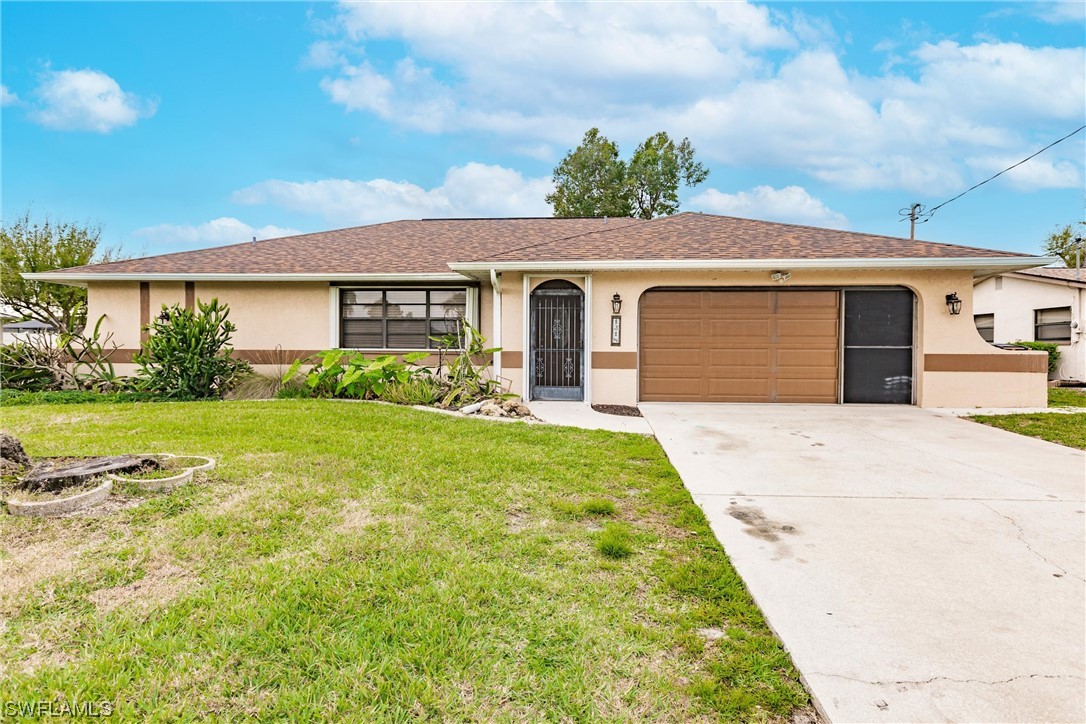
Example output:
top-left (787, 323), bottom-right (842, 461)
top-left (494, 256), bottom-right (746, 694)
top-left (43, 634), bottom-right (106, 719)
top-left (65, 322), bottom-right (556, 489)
top-left (1034, 307), bottom-right (1072, 344)
top-left (340, 289), bottom-right (467, 349)
top-left (974, 313), bottom-right (995, 343)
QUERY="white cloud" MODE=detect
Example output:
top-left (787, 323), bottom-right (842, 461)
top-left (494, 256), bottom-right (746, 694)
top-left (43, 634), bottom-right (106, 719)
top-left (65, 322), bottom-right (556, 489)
top-left (1, 84), bottom-right (18, 106)
top-left (966, 154), bottom-right (1083, 190)
top-left (133, 218), bottom-right (302, 246)
top-left (690, 185), bottom-right (848, 229)
top-left (29, 68), bottom-right (156, 132)
top-left (232, 162), bottom-right (553, 225)
top-left (1031, 2), bottom-right (1086, 24)
top-left (308, 2), bottom-right (1085, 195)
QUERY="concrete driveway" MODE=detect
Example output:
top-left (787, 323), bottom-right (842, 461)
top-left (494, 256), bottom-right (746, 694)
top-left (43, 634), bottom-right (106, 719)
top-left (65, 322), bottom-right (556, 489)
top-left (640, 404), bottom-right (1085, 723)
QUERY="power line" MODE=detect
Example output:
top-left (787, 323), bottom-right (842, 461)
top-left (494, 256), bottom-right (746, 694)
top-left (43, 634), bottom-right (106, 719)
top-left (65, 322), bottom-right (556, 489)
top-left (920, 124), bottom-right (1086, 221)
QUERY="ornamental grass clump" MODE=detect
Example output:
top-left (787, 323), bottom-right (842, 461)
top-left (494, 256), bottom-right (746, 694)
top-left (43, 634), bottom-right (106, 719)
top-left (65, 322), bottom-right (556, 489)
top-left (135, 299), bottom-right (249, 399)
top-left (595, 522), bottom-right (634, 559)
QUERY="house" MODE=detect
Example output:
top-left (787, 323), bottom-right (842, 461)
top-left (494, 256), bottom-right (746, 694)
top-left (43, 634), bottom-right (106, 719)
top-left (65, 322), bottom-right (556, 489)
top-left (25, 212), bottom-right (1056, 407)
top-left (0, 305), bottom-right (57, 346)
top-left (973, 266), bottom-right (1086, 383)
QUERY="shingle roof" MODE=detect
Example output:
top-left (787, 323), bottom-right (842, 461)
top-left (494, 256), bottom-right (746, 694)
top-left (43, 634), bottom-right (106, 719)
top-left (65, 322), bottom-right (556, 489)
top-left (482, 212), bottom-right (1027, 262)
top-left (1013, 266), bottom-right (1086, 284)
top-left (46, 218), bottom-right (642, 276)
top-left (35, 212), bottom-right (1036, 279)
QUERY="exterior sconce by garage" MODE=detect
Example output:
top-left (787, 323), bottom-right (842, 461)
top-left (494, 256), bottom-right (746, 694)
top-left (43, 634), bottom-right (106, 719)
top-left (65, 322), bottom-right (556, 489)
top-left (945, 292), bottom-right (962, 315)
top-left (611, 294), bottom-right (622, 346)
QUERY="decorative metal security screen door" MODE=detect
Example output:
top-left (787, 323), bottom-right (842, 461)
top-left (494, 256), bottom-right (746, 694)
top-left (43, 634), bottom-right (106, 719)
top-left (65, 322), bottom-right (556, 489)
top-left (530, 280), bottom-right (585, 400)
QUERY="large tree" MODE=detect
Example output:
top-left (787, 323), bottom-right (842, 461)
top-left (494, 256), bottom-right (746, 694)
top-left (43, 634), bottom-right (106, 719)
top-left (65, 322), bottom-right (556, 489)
top-left (625, 132), bottom-right (709, 219)
top-left (546, 128), bottom-right (631, 218)
top-left (546, 129), bottom-right (708, 219)
top-left (1, 211), bottom-right (121, 334)
top-left (1043, 222), bottom-right (1086, 268)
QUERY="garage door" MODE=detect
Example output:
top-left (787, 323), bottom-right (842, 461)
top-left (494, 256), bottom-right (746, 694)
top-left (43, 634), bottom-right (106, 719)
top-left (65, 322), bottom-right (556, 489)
top-left (640, 290), bottom-right (840, 403)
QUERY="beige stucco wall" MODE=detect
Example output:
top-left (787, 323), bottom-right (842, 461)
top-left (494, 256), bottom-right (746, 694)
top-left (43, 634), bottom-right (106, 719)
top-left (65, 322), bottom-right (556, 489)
top-left (497, 268), bottom-right (1047, 408)
top-left (87, 279), bottom-right (493, 366)
top-left (974, 275), bottom-right (1085, 382)
top-left (86, 282), bottom-right (143, 349)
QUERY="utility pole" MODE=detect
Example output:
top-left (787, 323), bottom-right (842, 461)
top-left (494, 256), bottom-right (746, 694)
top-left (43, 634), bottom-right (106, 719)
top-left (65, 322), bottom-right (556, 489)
top-left (899, 203), bottom-right (925, 239)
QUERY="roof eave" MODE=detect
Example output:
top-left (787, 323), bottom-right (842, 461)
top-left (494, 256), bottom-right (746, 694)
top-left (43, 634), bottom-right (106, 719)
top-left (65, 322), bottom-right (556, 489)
top-left (1005, 271), bottom-right (1086, 288)
top-left (449, 256), bottom-right (1058, 277)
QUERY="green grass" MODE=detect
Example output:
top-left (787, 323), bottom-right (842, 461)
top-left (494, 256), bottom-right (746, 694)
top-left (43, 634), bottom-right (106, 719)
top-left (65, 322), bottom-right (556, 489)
top-left (595, 522), bottom-right (635, 559)
top-left (0, 400), bottom-right (809, 721)
top-left (972, 412), bottom-right (1086, 449)
top-left (1048, 386), bottom-right (1086, 408)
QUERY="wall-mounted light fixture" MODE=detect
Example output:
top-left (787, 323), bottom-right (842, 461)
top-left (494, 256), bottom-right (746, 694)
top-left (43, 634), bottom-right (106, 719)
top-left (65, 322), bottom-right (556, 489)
top-left (612, 293), bottom-right (622, 314)
top-left (945, 292), bottom-right (962, 315)
top-left (770, 271), bottom-right (791, 283)
top-left (158, 310), bottom-right (171, 322)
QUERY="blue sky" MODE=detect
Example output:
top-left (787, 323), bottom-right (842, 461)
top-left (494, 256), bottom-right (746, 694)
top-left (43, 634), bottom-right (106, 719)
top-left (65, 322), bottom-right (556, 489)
top-left (2, 1), bottom-right (1084, 257)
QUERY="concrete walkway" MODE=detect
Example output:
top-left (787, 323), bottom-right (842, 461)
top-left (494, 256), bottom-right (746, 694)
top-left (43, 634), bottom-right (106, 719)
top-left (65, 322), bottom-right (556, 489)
top-left (640, 403), bottom-right (1086, 724)
top-left (529, 401), bottom-right (653, 434)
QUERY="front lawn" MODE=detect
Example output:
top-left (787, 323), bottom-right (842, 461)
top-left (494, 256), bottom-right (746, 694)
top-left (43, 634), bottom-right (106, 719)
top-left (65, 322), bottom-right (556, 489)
top-left (1048, 386), bottom-right (1086, 408)
top-left (971, 411), bottom-right (1086, 449)
top-left (0, 400), bottom-right (810, 720)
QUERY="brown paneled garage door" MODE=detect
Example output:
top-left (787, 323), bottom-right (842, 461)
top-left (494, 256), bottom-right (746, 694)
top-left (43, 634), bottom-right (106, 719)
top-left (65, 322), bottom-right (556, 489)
top-left (640, 290), bottom-right (840, 403)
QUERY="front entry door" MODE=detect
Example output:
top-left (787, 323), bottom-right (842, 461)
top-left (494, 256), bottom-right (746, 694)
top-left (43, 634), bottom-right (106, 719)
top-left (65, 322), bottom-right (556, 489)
top-left (530, 280), bottom-right (584, 400)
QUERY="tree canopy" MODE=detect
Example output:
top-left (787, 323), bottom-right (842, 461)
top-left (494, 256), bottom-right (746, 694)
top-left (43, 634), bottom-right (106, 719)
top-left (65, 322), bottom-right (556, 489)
top-left (545, 129), bottom-right (631, 218)
top-left (626, 132), bottom-right (709, 219)
top-left (1, 211), bottom-right (121, 334)
top-left (1043, 222), bottom-right (1086, 268)
top-left (547, 129), bottom-right (708, 219)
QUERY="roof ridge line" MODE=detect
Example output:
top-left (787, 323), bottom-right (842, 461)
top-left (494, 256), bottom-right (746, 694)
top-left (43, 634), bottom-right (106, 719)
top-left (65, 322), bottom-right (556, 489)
top-left (475, 213), bottom-right (698, 261)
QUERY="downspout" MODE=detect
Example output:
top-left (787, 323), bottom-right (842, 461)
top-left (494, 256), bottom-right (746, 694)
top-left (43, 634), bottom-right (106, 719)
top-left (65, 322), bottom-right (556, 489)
top-left (490, 269), bottom-right (502, 380)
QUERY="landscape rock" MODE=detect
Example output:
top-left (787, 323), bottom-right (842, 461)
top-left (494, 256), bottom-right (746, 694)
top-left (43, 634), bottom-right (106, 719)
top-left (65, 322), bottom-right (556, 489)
top-left (19, 455), bottom-right (160, 493)
top-left (479, 400), bottom-right (505, 417)
top-left (1, 431), bottom-right (30, 468)
top-left (476, 399), bottom-right (532, 418)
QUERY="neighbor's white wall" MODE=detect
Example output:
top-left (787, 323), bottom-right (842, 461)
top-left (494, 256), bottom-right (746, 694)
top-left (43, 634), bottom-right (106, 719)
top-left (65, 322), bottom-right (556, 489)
top-left (974, 275), bottom-right (1086, 382)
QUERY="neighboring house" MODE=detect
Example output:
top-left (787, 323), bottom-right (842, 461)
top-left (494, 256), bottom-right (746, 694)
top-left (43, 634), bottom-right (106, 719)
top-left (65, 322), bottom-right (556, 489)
top-left (25, 212), bottom-right (1056, 407)
top-left (974, 267), bottom-right (1086, 383)
top-left (0, 305), bottom-right (57, 346)
top-left (1, 319), bottom-right (56, 346)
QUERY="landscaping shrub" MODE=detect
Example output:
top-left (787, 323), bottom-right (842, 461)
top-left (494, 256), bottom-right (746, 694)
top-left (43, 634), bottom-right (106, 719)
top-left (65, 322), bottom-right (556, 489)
top-left (595, 522), bottom-right (634, 559)
top-left (380, 377), bottom-right (442, 405)
top-left (283, 349), bottom-right (430, 399)
top-left (0, 341), bottom-right (57, 390)
top-left (432, 320), bottom-right (506, 407)
top-left (0, 389), bottom-right (159, 406)
top-left (1012, 341), bottom-right (1061, 374)
top-left (225, 371), bottom-right (303, 400)
top-left (135, 299), bottom-right (250, 399)
top-left (280, 320), bottom-right (507, 408)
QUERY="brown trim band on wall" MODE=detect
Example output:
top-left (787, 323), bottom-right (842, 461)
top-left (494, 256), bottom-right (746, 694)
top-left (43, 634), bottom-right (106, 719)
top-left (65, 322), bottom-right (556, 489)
top-left (502, 351), bottom-right (523, 368)
top-left (185, 282), bottom-right (195, 310)
top-left (592, 351), bottom-right (637, 369)
top-left (139, 282), bottom-right (150, 344)
top-left (924, 353), bottom-right (1047, 373)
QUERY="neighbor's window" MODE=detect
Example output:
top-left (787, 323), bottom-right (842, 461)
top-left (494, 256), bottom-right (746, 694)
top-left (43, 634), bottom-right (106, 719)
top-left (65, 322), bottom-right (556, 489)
top-left (1034, 307), bottom-right (1072, 344)
top-left (340, 289), bottom-right (467, 349)
top-left (974, 313), bottom-right (995, 343)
